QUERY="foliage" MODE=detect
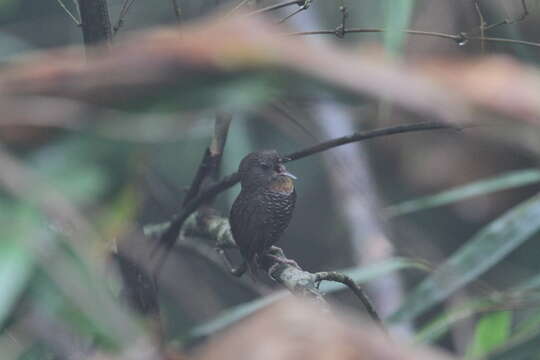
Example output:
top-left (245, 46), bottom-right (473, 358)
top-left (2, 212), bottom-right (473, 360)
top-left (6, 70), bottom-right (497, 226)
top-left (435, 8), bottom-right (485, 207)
top-left (2, 0), bottom-right (540, 359)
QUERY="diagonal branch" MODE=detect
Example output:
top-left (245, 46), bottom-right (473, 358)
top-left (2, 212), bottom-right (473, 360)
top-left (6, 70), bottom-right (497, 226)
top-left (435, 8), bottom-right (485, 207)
top-left (152, 210), bottom-right (384, 327)
top-left (152, 114), bottom-right (232, 269)
top-left (77, 0), bottom-right (112, 48)
top-left (55, 0), bottom-right (81, 26)
top-left (315, 271), bottom-right (382, 327)
top-left (154, 121), bottom-right (458, 266)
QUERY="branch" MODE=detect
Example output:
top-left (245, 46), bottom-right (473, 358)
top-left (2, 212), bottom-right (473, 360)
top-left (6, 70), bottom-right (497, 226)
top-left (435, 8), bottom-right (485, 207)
top-left (152, 115), bottom-right (232, 270)
top-left (284, 121), bottom-right (456, 161)
top-left (289, 27), bottom-right (540, 49)
top-left (154, 121), bottom-right (457, 273)
top-left (482, 0), bottom-right (529, 32)
top-left (247, 0), bottom-right (305, 16)
top-left (55, 0), bottom-right (81, 26)
top-left (113, 0), bottom-right (137, 35)
top-left (171, 0), bottom-right (181, 23)
top-left (474, 0), bottom-right (486, 53)
top-left (158, 210), bottom-right (384, 326)
top-left (278, 1), bottom-right (311, 24)
top-left (77, 0), bottom-right (112, 48)
top-left (315, 272), bottom-right (382, 327)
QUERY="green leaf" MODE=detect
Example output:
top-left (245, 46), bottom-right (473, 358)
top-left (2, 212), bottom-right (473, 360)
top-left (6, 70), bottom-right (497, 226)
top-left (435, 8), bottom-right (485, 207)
top-left (488, 326), bottom-right (540, 360)
top-left (383, 0), bottom-right (415, 54)
top-left (0, 207), bottom-right (37, 327)
top-left (466, 311), bottom-right (512, 359)
top-left (417, 275), bottom-right (540, 345)
top-left (189, 258), bottom-right (425, 340)
top-left (387, 169), bottom-right (540, 217)
top-left (389, 193), bottom-right (540, 324)
top-left (415, 297), bottom-right (490, 344)
top-left (189, 292), bottom-right (287, 340)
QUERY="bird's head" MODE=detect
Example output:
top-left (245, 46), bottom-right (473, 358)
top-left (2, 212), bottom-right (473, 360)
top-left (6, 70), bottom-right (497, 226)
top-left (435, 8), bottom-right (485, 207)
top-left (238, 150), bottom-right (297, 192)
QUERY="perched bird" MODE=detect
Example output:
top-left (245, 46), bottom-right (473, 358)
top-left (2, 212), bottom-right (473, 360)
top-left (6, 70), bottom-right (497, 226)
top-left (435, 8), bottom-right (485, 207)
top-left (230, 150), bottom-right (297, 278)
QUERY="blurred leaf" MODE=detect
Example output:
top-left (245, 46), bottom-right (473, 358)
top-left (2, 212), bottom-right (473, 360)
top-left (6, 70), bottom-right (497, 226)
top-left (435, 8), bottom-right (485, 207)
top-left (512, 307), bottom-right (540, 344)
top-left (319, 258), bottom-right (429, 293)
top-left (0, 206), bottom-right (38, 328)
top-left (466, 311), bottom-right (512, 359)
top-left (189, 292), bottom-right (286, 340)
top-left (488, 327), bottom-right (540, 360)
top-left (512, 272), bottom-right (540, 293)
top-left (417, 273), bottom-right (540, 344)
top-left (189, 258), bottom-right (424, 339)
top-left (383, 0), bottom-right (415, 54)
top-left (98, 183), bottom-right (139, 241)
top-left (222, 118), bottom-right (253, 206)
top-left (389, 193), bottom-right (540, 324)
top-left (30, 138), bottom-right (110, 206)
top-left (387, 169), bottom-right (540, 217)
top-left (416, 297), bottom-right (490, 344)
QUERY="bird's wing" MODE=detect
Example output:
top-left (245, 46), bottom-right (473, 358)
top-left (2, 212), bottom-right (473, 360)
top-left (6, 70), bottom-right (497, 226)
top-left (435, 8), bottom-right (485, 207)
top-left (230, 192), bottom-right (272, 262)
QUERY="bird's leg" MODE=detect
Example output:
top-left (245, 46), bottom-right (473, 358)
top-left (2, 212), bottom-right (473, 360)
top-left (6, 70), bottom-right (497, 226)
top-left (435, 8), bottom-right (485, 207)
top-left (264, 246), bottom-right (301, 269)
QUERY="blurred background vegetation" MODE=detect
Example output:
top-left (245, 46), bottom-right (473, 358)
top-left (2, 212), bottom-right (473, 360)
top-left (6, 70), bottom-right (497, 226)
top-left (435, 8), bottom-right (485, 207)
top-left (2, 0), bottom-right (540, 359)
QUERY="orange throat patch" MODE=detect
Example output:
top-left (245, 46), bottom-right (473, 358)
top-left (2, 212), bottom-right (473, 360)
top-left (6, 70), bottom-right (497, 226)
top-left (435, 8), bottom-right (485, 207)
top-left (269, 175), bottom-right (294, 194)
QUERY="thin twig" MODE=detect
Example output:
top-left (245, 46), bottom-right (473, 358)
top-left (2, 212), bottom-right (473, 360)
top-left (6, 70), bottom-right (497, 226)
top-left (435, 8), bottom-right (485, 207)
top-left (247, 0), bottom-right (303, 16)
top-left (278, 3), bottom-right (308, 24)
top-left (226, 0), bottom-right (252, 16)
top-left (154, 121), bottom-right (457, 259)
top-left (113, 0), bottom-right (137, 35)
top-left (55, 0), bottom-right (81, 25)
top-left (484, 0), bottom-right (529, 31)
top-left (468, 35), bottom-right (540, 49)
top-left (289, 27), bottom-right (540, 49)
top-left (315, 272), bottom-right (383, 327)
top-left (285, 121), bottom-right (455, 161)
top-left (335, 2), bottom-right (348, 38)
top-left (71, 0), bottom-right (80, 15)
top-left (152, 115), bottom-right (232, 269)
top-left (474, 0), bottom-right (486, 53)
top-left (171, 0), bottom-right (181, 23)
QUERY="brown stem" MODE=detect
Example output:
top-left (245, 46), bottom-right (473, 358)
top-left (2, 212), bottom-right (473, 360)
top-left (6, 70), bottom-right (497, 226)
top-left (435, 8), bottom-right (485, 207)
top-left (285, 121), bottom-right (456, 161)
top-left (247, 0), bottom-right (304, 16)
top-left (290, 27), bottom-right (540, 49)
top-left (152, 115), bottom-right (233, 268)
top-left (77, 0), bottom-right (112, 48)
top-left (315, 272), bottom-right (383, 328)
top-left (154, 121), bottom-right (457, 263)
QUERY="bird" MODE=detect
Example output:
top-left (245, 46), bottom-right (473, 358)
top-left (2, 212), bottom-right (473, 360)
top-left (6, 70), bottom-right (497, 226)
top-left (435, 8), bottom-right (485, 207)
top-left (229, 150), bottom-right (297, 278)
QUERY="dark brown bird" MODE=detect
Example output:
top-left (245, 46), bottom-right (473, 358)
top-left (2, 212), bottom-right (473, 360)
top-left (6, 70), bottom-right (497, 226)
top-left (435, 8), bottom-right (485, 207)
top-left (230, 150), bottom-right (297, 277)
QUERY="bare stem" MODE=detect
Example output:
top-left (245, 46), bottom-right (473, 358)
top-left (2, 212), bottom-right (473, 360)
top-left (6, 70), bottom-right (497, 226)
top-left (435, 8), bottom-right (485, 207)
top-left (247, 0), bottom-right (304, 16)
top-left (315, 272), bottom-right (383, 327)
top-left (289, 27), bottom-right (540, 49)
top-left (154, 122), bottom-right (457, 265)
top-left (171, 0), bottom-right (181, 23)
top-left (55, 0), bottom-right (81, 25)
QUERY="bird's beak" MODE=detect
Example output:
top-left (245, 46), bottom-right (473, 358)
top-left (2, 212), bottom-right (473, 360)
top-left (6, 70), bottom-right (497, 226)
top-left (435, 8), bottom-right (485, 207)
top-left (277, 164), bottom-right (297, 180)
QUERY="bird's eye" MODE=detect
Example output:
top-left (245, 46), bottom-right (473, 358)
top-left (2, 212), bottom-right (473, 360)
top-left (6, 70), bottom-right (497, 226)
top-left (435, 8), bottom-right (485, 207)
top-left (261, 163), bottom-right (270, 170)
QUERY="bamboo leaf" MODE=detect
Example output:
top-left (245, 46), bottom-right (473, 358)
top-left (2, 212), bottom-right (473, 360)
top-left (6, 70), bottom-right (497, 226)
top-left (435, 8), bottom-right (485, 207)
top-left (0, 207), bottom-right (37, 327)
top-left (383, 0), bottom-right (415, 54)
top-left (389, 193), bottom-right (540, 324)
top-left (466, 311), bottom-right (512, 359)
top-left (387, 169), bottom-right (540, 217)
